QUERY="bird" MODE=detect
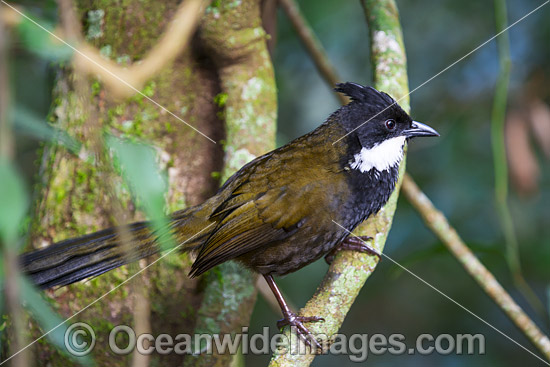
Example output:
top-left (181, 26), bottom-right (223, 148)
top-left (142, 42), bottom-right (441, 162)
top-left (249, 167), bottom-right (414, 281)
top-left (20, 82), bottom-right (438, 347)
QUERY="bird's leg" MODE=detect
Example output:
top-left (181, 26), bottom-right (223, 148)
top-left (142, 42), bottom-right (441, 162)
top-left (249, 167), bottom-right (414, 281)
top-left (263, 274), bottom-right (324, 349)
top-left (325, 235), bottom-right (381, 264)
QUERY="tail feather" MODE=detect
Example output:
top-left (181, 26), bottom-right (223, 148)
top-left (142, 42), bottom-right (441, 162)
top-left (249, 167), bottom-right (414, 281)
top-left (20, 204), bottom-right (214, 289)
top-left (22, 222), bottom-right (156, 288)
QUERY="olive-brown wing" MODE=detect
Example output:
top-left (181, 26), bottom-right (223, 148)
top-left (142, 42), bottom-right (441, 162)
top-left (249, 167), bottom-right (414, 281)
top-left (189, 151), bottom-right (344, 277)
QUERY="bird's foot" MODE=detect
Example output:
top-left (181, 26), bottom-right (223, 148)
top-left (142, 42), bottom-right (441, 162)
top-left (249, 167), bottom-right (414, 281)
top-left (325, 235), bottom-right (381, 264)
top-left (277, 311), bottom-right (324, 349)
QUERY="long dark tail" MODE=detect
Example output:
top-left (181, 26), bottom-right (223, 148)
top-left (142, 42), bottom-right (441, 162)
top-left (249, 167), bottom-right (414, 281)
top-left (20, 203), bottom-right (214, 289)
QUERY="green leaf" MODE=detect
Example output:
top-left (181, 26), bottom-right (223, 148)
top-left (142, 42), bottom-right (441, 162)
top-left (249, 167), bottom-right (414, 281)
top-left (19, 276), bottom-right (94, 366)
top-left (13, 107), bottom-right (81, 154)
top-left (0, 161), bottom-right (28, 245)
top-left (105, 135), bottom-right (175, 251)
top-left (105, 135), bottom-right (166, 217)
top-left (17, 14), bottom-right (73, 61)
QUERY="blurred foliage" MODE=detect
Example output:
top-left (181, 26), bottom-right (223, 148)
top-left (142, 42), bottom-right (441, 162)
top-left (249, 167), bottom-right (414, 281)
top-left (16, 16), bottom-right (73, 61)
top-left (106, 135), bottom-right (175, 251)
top-left (0, 148), bottom-right (92, 366)
top-left (3, 0), bottom-right (549, 366)
top-left (0, 162), bottom-right (28, 244)
top-left (13, 106), bottom-right (81, 153)
top-left (18, 276), bottom-right (93, 366)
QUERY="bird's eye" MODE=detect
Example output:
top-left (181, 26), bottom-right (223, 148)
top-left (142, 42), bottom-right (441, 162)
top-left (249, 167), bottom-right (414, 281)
top-left (385, 119), bottom-right (396, 130)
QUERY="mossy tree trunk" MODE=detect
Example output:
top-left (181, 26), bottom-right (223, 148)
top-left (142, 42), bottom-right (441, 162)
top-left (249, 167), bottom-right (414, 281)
top-left (185, 1), bottom-right (277, 366)
top-left (27, 0), bottom-right (275, 365)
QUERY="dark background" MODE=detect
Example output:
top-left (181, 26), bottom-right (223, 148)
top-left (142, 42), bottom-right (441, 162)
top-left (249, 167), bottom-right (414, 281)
top-left (10, 0), bottom-right (550, 365)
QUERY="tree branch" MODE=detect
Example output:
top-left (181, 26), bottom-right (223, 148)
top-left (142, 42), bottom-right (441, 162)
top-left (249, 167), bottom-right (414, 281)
top-left (401, 176), bottom-right (550, 360)
top-left (278, 0), bottom-right (348, 105)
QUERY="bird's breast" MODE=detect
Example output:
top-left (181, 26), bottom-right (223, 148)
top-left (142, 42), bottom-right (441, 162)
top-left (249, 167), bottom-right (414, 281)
top-left (343, 163), bottom-right (401, 226)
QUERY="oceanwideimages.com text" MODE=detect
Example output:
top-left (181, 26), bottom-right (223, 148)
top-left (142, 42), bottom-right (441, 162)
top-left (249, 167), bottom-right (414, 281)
top-left (65, 322), bottom-right (485, 362)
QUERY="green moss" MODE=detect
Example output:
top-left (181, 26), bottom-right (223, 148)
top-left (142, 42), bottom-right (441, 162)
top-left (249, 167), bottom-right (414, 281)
top-left (91, 80), bottom-right (101, 97)
top-left (213, 92), bottom-right (228, 108)
top-left (108, 82), bottom-right (166, 139)
top-left (54, 187), bottom-right (66, 203)
top-left (87, 0), bottom-right (171, 60)
top-left (142, 81), bottom-right (156, 97)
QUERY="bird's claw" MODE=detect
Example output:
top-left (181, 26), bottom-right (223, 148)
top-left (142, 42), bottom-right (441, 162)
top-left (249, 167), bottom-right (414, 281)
top-left (325, 235), bottom-right (380, 264)
top-left (277, 311), bottom-right (324, 349)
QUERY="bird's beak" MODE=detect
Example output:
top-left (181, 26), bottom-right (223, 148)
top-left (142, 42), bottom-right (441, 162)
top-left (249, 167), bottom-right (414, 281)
top-left (403, 121), bottom-right (439, 138)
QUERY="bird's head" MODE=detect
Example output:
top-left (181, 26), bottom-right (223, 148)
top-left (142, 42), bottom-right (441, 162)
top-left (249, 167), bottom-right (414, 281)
top-left (334, 82), bottom-right (439, 173)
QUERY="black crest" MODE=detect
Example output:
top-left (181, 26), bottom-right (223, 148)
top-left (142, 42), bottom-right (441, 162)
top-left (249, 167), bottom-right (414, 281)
top-left (334, 82), bottom-right (395, 108)
top-left (332, 82), bottom-right (412, 148)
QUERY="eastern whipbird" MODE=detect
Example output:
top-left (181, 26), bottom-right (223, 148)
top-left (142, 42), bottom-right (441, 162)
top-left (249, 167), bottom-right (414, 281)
top-left (21, 82), bottom-right (439, 347)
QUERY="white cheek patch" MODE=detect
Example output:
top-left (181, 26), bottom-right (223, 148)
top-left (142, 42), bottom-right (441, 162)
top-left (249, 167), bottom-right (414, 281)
top-left (349, 136), bottom-right (406, 172)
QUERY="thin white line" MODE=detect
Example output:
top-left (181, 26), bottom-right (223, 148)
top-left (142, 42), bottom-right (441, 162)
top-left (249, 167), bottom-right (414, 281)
top-left (333, 0), bottom-right (550, 145)
top-left (0, 1), bottom-right (216, 144)
top-left (0, 222), bottom-right (216, 365)
top-left (331, 220), bottom-right (550, 366)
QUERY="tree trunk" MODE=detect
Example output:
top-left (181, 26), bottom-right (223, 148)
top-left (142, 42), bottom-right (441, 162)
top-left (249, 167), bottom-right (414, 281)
top-left (27, 0), bottom-right (275, 365)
